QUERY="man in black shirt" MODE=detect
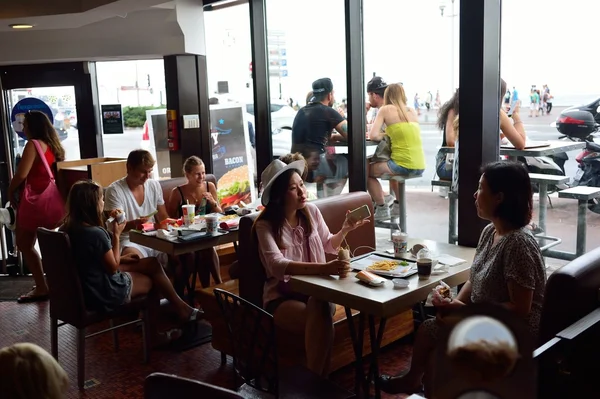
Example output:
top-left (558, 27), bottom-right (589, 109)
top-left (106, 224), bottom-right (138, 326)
top-left (291, 78), bottom-right (348, 193)
top-left (291, 78), bottom-right (347, 154)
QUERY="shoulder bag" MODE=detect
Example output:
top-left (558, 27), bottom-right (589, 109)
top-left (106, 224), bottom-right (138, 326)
top-left (17, 140), bottom-right (65, 231)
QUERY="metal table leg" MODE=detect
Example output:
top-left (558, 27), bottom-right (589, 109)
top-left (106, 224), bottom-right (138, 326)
top-left (538, 183), bottom-right (548, 246)
top-left (398, 180), bottom-right (407, 234)
top-left (345, 307), bottom-right (366, 397)
top-left (448, 192), bottom-right (458, 244)
top-left (368, 316), bottom-right (387, 399)
top-left (576, 199), bottom-right (587, 257)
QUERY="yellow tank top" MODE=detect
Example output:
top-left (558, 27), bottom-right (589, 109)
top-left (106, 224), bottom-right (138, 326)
top-left (386, 122), bottom-right (426, 170)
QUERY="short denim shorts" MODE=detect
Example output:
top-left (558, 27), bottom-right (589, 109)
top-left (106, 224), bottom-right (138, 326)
top-left (387, 160), bottom-right (424, 177)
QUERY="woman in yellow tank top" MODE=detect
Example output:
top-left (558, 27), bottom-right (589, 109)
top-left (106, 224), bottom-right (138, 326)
top-left (367, 84), bottom-right (425, 220)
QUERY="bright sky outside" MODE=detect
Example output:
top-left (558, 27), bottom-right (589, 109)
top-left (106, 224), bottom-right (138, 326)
top-left (95, 0), bottom-right (600, 108)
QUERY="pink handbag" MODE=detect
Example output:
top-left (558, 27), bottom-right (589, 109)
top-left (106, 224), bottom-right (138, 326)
top-left (17, 140), bottom-right (65, 231)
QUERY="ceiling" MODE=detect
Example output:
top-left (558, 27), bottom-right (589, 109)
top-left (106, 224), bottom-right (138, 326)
top-left (0, 0), bottom-right (211, 64)
top-left (0, 0), bottom-right (174, 32)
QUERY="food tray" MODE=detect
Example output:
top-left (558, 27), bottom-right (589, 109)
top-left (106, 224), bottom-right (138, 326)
top-left (351, 254), bottom-right (417, 278)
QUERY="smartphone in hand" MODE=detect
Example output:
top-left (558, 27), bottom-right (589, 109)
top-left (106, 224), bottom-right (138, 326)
top-left (348, 204), bottom-right (371, 224)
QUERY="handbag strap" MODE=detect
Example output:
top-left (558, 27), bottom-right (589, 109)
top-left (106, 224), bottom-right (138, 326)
top-left (31, 140), bottom-right (55, 181)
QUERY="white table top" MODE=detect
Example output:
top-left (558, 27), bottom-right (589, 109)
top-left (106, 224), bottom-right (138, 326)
top-left (290, 239), bottom-right (476, 318)
top-left (438, 140), bottom-right (585, 157)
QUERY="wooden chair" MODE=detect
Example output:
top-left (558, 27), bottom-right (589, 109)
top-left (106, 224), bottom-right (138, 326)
top-left (214, 288), bottom-right (353, 399)
top-left (38, 228), bottom-right (154, 389)
top-left (144, 372), bottom-right (243, 399)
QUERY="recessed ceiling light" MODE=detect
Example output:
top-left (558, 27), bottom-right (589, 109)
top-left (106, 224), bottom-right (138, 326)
top-left (9, 24), bottom-right (34, 29)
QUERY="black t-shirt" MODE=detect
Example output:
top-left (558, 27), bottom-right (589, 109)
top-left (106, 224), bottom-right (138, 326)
top-left (291, 103), bottom-right (345, 154)
top-left (68, 225), bottom-right (130, 312)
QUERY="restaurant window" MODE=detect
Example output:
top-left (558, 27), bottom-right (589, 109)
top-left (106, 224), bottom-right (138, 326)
top-left (96, 60), bottom-right (167, 175)
top-left (266, 0), bottom-right (350, 199)
top-left (204, 4), bottom-right (258, 203)
top-left (361, 0), bottom-right (459, 242)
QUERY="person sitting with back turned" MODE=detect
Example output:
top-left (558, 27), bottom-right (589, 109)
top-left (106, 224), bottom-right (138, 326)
top-left (367, 83), bottom-right (426, 220)
top-left (379, 161), bottom-right (546, 396)
top-left (253, 159), bottom-right (368, 376)
top-left (291, 78), bottom-right (349, 189)
top-left (104, 149), bottom-right (169, 266)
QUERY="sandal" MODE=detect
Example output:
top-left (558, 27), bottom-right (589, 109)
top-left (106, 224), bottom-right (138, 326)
top-left (187, 308), bottom-right (203, 323)
top-left (17, 287), bottom-right (49, 304)
top-left (156, 328), bottom-right (183, 345)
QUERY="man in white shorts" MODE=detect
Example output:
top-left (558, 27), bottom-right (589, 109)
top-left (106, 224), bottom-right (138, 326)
top-left (104, 149), bottom-right (169, 266)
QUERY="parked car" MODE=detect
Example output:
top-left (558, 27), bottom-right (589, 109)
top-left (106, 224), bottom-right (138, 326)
top-left (246, 101), bottom-right (296, 158)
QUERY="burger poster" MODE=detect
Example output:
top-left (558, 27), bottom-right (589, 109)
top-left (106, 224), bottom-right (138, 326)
top-left (209, 104), bottom-right (256, 208)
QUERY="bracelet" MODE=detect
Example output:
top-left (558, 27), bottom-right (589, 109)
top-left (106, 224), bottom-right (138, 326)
top-left (513, 120), bottom-right (523, 126)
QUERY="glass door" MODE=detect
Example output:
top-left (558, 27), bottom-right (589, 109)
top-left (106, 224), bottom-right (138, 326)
top-left (7, 86), bottom-right (80, 163)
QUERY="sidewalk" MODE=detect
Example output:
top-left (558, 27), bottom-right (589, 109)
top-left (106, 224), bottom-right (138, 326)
top-left (416, 106), bottom-right (568, 125)
top-left (374, 188), bottom-right (600, 270)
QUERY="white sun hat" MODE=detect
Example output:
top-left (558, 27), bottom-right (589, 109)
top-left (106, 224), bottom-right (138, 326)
top-left (260, 159), bottom-right (306, 207)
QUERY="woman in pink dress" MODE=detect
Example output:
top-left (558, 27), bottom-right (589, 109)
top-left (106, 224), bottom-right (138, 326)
top-left (8, 111), bottom-right (65, 303)
top-left (253, 158), bottom-right (369, 376)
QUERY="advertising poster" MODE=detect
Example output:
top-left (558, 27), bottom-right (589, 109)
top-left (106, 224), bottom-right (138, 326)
top-left (209, 104), bottom-right (256, 208)
top-left (11, 98), bottom-right (54, 140)
top-left (101, 104), bottom-right (124, 134)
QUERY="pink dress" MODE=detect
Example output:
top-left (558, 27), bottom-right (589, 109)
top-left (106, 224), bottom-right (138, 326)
top-left (254, 203), bottom-right (337, 307)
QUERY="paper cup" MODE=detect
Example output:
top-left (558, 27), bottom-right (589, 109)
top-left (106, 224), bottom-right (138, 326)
top-left (392, 232), bottom-right (408, 257)
top-left (182, 204), bottom-right (196, 226)
top-left (205, 214), bottom-right (219, 235)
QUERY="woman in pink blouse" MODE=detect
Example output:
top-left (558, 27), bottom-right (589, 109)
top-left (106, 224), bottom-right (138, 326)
top-left (253, 159), bottom-right (369, 376)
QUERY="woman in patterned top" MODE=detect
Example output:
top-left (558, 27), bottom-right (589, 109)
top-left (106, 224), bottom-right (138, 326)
top-left (380, 161), bottom-right (546, 395)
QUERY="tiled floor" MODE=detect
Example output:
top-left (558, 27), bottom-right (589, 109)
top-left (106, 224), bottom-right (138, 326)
top-left (0, 300), bottom-right (413, 398)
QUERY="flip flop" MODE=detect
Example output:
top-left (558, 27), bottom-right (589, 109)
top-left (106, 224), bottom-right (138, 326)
top-left (17, 292), bottom-right (49, 303)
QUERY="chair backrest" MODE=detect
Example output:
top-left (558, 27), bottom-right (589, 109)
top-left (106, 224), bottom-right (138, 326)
top-left (214, 288), bottom-right (278, 396)
top-left (237, 191), bottom-right (376, 306)
top-left (538, 246), bottom-right (600, 344)
top-left (37, 228), bottom-right (87, 325)
top-left (144, 372), bottom-right (243, 399)
top-left (237, 212), bottom-right (264, 307)
top-left (158, 174), bottom-right (217, 206)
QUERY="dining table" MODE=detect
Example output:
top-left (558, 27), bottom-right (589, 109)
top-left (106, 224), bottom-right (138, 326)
top-left (129, 217), bottom-right (241, 303)
top-left (290, 238), bottom-right (476, 399)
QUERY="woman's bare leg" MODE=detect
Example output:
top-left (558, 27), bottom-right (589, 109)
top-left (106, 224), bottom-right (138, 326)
top-left (16, 229), bottom-right (48, 296)
top-left (195, 248), bottom-right (221, 287)
top-left (273, 298), bottom-right (334, 376)
top-left (121, 257), bottom-right (194, 321)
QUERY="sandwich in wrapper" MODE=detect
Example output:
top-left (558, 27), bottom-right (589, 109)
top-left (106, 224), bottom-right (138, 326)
top-left (433, 280), bottom-right (452, 302)
top-left (217, 165), bottom-right (251, 208)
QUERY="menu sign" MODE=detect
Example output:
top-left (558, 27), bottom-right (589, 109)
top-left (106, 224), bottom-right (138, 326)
top-left (101, 104), bottom-right (124, 134)
top-left (209, 104), bottom-right (256, 208)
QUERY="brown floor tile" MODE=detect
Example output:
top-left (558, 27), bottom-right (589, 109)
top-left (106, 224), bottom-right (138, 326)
top-left (0, 301), bottom-right (414, 398)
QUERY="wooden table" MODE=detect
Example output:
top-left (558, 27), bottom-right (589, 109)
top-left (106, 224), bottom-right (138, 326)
top-left (290, 239), bottom-right (476, 399)
top-left (130, 229), bottom-right (239, 303)
top-left (130, 229), bottom-right (239, 257)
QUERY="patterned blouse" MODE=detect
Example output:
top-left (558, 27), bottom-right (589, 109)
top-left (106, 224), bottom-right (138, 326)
top-left (470, 224), bottom-right (547, 341)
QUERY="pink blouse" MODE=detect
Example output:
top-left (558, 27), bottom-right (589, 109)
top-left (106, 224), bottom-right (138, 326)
top-left (254, 202), bottom-right (337, 307)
